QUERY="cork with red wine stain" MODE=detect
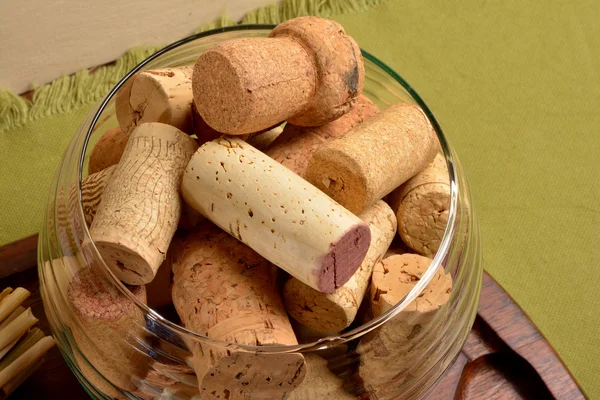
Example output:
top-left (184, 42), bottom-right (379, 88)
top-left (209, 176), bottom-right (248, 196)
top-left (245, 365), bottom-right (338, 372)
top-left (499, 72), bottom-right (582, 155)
top-left (181, 136), bottom-right (370, 293)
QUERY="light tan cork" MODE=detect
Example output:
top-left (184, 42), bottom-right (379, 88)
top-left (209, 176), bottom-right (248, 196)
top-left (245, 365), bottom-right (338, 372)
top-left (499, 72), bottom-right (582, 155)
top-left (283, 200), bottom-right (396, 332)
top-left (246, 125), bottom-right (284, 151)
top-left (387, 153), bottom-right (450, 257)
top-left (65, 165), bottom-right (116, 230)
top-left (171, 223), bottom-right (306, 400)
top-left (358, 253), bottom-right (452, 393)
top-left (116, 67), bottom-right (194, 134)
top-left (267, 95), bottom-right (379, 178)
top-left (88, 127), bottom-right (128, 174)
top-left (181, 137), bottom-right (371, 294)
top-left (306, 103), bottom-right (440, 214)
top-left (69, 267), bottom-right (149, 397)
top-left (287, 354), bottom-right (354, 400)
top-left (193, 16), bottom-right (364, 134)
top-left (90, 122), bottom-right (197, 285)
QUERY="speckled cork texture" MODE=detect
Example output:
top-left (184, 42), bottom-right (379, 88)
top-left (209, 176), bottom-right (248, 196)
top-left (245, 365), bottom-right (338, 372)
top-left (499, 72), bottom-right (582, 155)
top-left (283, 200), bottom-right (396, 332)
top-left (358, 253), bottom-right (452, 393)
top-left (88, 127), bottom-right (128, 175)
top-left (306, 103), bottom-right (440, 214)
top-left (388, 153), bottom-right (450, 257)
top-left (267, 95), bottom-right (379, 178)
top-left (181, 136), bottom-right (371, 293)
top-left (116, 67), bottom-right (194, 134)
top-left (287, 354), bottom-right (354, 400)
top-left (90, 122), bottom-right (197, 285)
top-left (171, 223), bottom-right (306, 400)
top-left (68, 267), bottom-right (149, 396)
top-left (193, 16), bottom-right (364, 134)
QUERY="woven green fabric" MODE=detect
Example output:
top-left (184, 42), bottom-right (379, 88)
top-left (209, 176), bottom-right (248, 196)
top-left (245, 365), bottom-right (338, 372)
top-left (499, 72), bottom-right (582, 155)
top-left (0, 0), bottom-right (598, 397)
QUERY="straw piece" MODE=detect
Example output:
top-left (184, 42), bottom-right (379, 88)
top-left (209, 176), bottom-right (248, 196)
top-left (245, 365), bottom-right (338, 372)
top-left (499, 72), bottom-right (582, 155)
top-left (0, 288), bottom-right (30, 324)
top-left (0, 328), bottom-right (44, 372)
top-left (0, 333), bottom-right (25, 361)
top-left (0, 310), bottom-right (38, 357)
top-left (0, 359), bottom-right (43, 398)
top-left (0, 336), bottom-right (55, 388)
top-left (0, 290), bottom-right (12, 305)
top-left (0, 307), bottom-right (25, 332)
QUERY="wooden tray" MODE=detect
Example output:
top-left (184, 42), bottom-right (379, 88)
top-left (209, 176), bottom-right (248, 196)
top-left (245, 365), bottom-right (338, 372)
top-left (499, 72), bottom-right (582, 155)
top-left (0, 235), bottom-right (587, 399)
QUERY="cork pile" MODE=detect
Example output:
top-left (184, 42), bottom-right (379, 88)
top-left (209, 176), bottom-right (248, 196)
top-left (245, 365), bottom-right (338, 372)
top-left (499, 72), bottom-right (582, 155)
top-left (74, 16), bottom-right (454, 399)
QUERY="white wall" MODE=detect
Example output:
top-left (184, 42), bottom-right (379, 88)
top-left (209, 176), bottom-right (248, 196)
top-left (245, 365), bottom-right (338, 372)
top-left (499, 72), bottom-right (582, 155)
top-left (0, 0), bottom-right (276, 93)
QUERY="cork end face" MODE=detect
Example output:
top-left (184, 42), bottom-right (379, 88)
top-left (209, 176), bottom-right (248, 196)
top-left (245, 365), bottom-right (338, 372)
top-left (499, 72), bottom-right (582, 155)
top-left (397, 183), bottom-right (450, 258)
top-left (198, 351), bottom-right (306, 399)
top-left (317, 222), bottom-right (371, 293)
top-left (95, 240), bottom-right (158, 285)
top-left (193, 50), bottom-right (250, 134)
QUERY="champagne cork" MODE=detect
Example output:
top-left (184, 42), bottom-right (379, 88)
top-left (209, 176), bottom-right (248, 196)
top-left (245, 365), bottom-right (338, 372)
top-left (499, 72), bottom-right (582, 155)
top-left (171, 223), bottom-right (306, 400)
top-left (387, 154), bottom-right (450, 257)
top-left (193, 16), bottom-right (364, 134)
top-left (116, 67), bottom-right (194, 134)
top-left (287, 354), bottom-right (354, 400)
top-left (357, 254), bottom-right (452, 393)
top-left (181, 137), bottom-right (371, 294)
top-left (266, 95), bottom-right (379, 177)
top-left (69, 267), bottom-right (149, 397)
top-left (88, 127), bottom-right (128, 174)
top-left (306, 103), bottom-right (439, 214)
top-left (283, 200), bottom-right (396, 332)
top-left (90, 122), bottom-right (197, 285)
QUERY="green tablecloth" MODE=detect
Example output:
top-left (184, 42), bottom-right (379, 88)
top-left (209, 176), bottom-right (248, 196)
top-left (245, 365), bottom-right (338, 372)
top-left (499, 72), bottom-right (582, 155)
top-left (0, 0), bottom-right (598, 397)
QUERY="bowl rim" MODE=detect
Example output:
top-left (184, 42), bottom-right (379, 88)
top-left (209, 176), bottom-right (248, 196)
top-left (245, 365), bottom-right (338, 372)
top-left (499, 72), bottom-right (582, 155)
top-left (77, 24), bottom-right (459, 352)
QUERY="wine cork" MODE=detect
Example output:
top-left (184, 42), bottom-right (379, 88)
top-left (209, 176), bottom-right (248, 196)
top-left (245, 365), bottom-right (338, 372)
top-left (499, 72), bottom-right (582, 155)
top-left (287, 354), bottom-right (354, 400)
top-left (357, 253), bottom-right (452, 393)
top-left (90, 122), bottom-right (197, 285)
top-left (88, 127), bottom-right (128, 174)
top-left (283, 200), bottom-right (396, 332)
top-left (370, 254), bottom-right (452, 322)
top-left (171, 223), bottom-right (306, 400)
top-left (69, 267), bottom-right (149, 397)
top-left (191, 102), bottom-right (268, 147)
top-left (306, 103), bottom-right (439, 214)
top-left (387, 154), bottom-right (450, 257)
top-left (116, 67), bottom-right (194, 134)
top-left (193, 16), bottom-right (364, 134)
top-left (68, 165), bottom-right (116, 227)
top-left (181, 137), bottom-right (371, 294)
top-left (246, 125), bottom-right (283, 151)
top-left (266, 95), bottom-right (379, 177)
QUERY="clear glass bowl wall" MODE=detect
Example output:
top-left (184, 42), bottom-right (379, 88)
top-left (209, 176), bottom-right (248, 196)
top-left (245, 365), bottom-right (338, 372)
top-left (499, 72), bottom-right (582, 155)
top-left (38, 26), bottom-right (482, 400)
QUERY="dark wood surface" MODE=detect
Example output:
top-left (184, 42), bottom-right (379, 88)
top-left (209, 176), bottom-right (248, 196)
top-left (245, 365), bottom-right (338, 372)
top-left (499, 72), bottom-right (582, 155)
top-left (0, 238), bottom-right (586, 399)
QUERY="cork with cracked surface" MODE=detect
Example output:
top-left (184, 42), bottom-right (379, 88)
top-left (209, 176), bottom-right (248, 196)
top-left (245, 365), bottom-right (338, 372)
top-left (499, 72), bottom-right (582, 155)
top-left (193, 16), bottom-right (363, 134)
top-left (357, 253), bottom-right (452, 393)
top-left (388, 153), bottom-right (450, 257)
top-left (88, 127), bottom-right (128, 175)
top-left (306, 103), bottom-right (439, 214)
top-left (267, 95), bottom-right (379, 178)
top-left (171, 223), bottom-right (306, 400)
top-left (181, 136), bottom-right (371, 294)
top-left (69, 267), bottom-right (149, 397)
top-left (116, 67), bottom-right (194, 134)
top-left (90, 122), bottom-right (197, 285)
top-left (283, 200), bottom-right (396, 332)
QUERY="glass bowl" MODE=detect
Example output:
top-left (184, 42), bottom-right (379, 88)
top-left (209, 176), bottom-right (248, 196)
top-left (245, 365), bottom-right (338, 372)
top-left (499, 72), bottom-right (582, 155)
top-left (38, 25), bottom-right (482, 400)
